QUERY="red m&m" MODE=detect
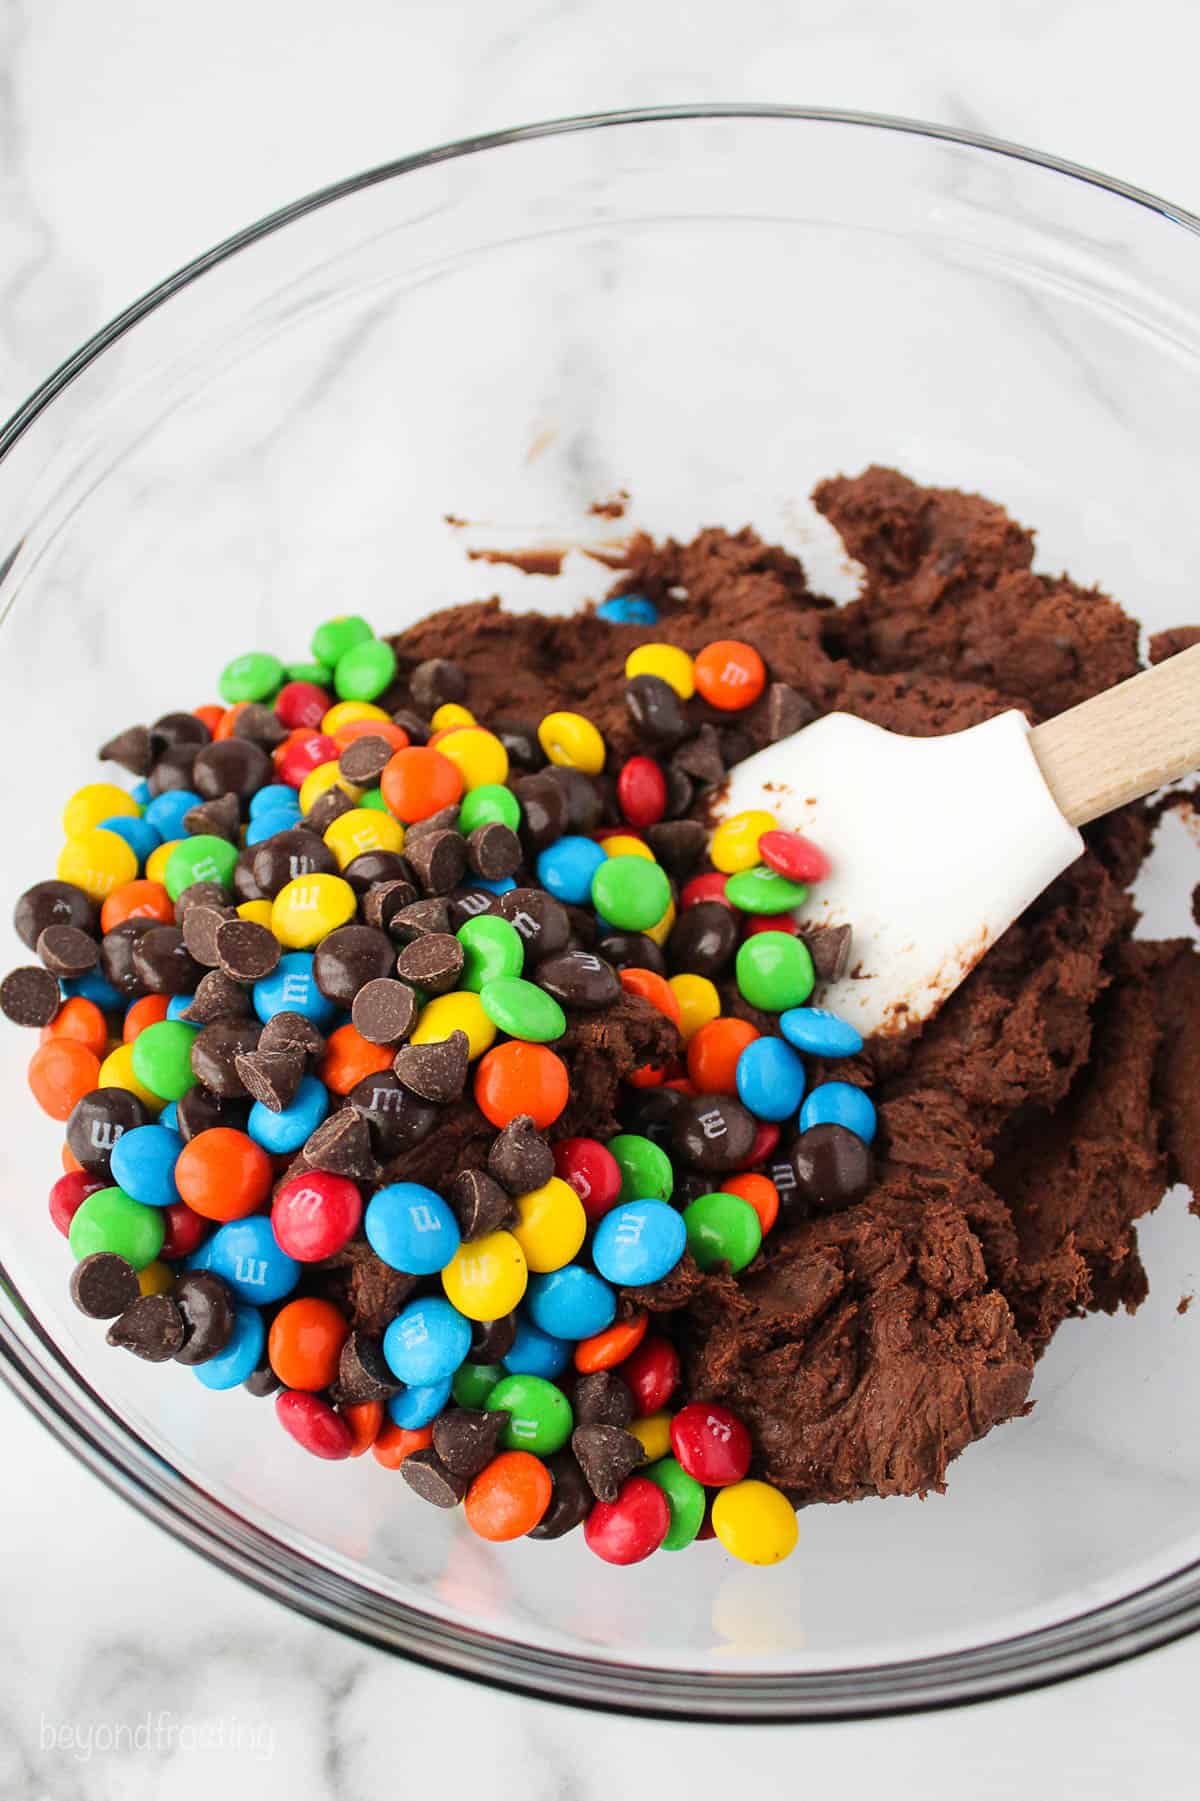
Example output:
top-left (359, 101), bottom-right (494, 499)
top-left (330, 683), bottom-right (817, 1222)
top-left (670, 1401), bottom-right (752, 1486)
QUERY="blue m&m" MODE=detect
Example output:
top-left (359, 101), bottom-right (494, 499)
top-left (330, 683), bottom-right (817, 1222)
top-left (203, 1215), bottom-right (301, 1304)
top-left (735, 1036), bottom-right (807, 1122)
top-left (597, 595), bottom-right (658, 626)
top-left (536, 836), bottom-right (607, 905)
top-left (253, 952), bottom-right (338, 1026)
top-left (143, 789), bottom-right (203, 840)
top-left (591, 1200), bottom-right (686, 1288)
top-left (365, 1182), bottom-right (460, 1275)
top-left (526, 1265), bottom-right (616, 1341)
top-left (193, 1305), bottom-right (265, 1390)
top-left (799, 1080), bottom-right (876, 1144)
top-left (99, 814), bottom-right (161, 870)
top-left (780, 1007), bottom-right (863, 1059)
top-left (247, 1073), bottom-right (329, 1155)
top-left (383, 1297), bottom-right (470, 1386)
top-left (249, 784), bottom-right (301, 819)
top-left (502, 1317), bottom-right (571, 1379)
top-left (387, 1379), bottom-right (453, 1431)
top-left (246, 807), bottom-right (302, 845)
top-left (109, 1123), bottom-right (183, 1207)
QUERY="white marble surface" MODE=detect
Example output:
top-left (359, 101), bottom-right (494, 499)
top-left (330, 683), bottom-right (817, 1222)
top-left (4, 1), bottom-right (1200, 1794)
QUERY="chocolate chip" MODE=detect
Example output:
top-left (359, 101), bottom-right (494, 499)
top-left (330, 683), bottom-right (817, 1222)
top-left (571, 1424), bottom-right (645, 1502)
top-left (35, 924), bottom-right (98, 978)
top-left (646, 819), bottom-right (707, 877)
top-left (312, 924), bottom-right (395, 1007)
top-left (404, 804), bottom-right (461, 845)
top-left (230, 703), bottom-right (287, 749)
top-left (258, 1010), bottom-right (325, 1057)
top-left (179, 969), bottom-right (252, 1025)
top-left (393, 1030), bottom-right (469, 1105)
top-left (69, 1253), bottom-right (140, 1319)
top-left (146, 743), bottom-right (198, 795)
top-left (176, 1084), bottom-right (248, 1140)
top-left (667, 901), bottom-right (737, 977)
top-left (151, 710), bottom-right (210, 753)
top-left (0, 964), bottom-right (61, 1026)
top-left (300, 1107), bottom-right (381, 1181)
top-left (389, 707), bottom-right (430, 745)
top-left (234, 1047), bottom-right (305, 1112)
top-left (513, 773), bottom-right (568, 856)
top-left (671, 1094), bottom-right (757, 1172)
top-left (449, 1168), bottom-right (514, 1240)
top-left (99, 723), bottom-right (153, 776)
top-left (106, 1294), bottom-right (186, 1361)
top-left (548, 766), bottom-right (604, 833)
top-left (172, 1271), bottom-right (236, 1365)
top-left (131, 924), bottom-right (205, 996)
top-left (389, 897), bottom-right (450, 939)
top-left (409, 657), bottom-right (466, 712)
top-left (661, 764), bottom-right (694, 819)
top-left (670, 724), bottom-right (725, 787)
top-left (535, 949), bottom-right (620, 1011)
top-left (765, 681), bottom-right (819, 742)
top-left (215, 918), bottom-right (281, 983)
top-left (337, 1329), bottom-right (400, 1403)
top-left (182, 793), bottom-right (242, 842)
top-left (190, 1018), bottom-right (262, 1098)
top-left (492, 719), bottom-right (545, 771)
top-left (99, 919), bottom-right (153, 996)
top-left (66, 1088), bottom-right (147, 1175)
top-left (401, 1447), bottom-right (468, 1507)
top-left (573, 1370), bottom-right (635, 1428)
top-left (466, 822), bottom-right (521, 881)
top-left (717, 726), bottom-right (754, 768)
top-left (803, 923), bottom-right (853, 985)
top-left (487, 1116), bottom-right (554, 1195)
top-left (468, 1312), bottom-right (517, 1363)
top-left (347, 1070), bottom-right (438, 1157)
top-left (347, 843), bottom-right (416, 893)
top-left (338, 735), bottom-right (394, 786)
top-left (598, 930), bottom-right (667, 976)
top-left (306, 786), bottom-right (355, 834)
top-left (13, 879), bottom-right (96, 951)
top-left (625, 673), bottom-right (688, 747)
top-left (406, 828), bottom-right (467, 896)
top-left (362, 879), bottom-right (419, 932)
top-left (233, 845), bottom-right (269, 903)
top-left (181, 901), bottom-right (236, 968)
top-left (621, 1085), bottom-right (684, 1150)
top-left (789, 1123), bottom-right (874, 1212)
top-left (351, 978), bottom-right (417, 1046)
top-left (252, 827), bottom-right (337, 898)
top-left (561, 904), bottom-right (597, 952)
top-left (432, 1409), bottom-right (509, 1480)
top-left (193, 738), bottom-right (274, 807)
top-left (243, 1359), bottom-right (282, 1398)
top-left (175, 880), bottom-right (233, 927)
top-left (527, 1450), bottom-right (593, 1540)
top-left (498, 887), bottom-right (569, 959)
top-left (394, 932), bottom-right (463, 994)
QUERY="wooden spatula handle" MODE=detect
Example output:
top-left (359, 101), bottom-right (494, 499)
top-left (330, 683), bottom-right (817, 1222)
top-left (1030, 641), bottom-right (1200, 827)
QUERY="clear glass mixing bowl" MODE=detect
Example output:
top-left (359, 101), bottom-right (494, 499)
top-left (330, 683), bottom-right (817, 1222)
top-left (2, 107), bottom-right (1199, 1721)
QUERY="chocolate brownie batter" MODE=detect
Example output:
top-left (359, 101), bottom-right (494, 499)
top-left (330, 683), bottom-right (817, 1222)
top-left (379, 466), bottom-right (1200, 1507)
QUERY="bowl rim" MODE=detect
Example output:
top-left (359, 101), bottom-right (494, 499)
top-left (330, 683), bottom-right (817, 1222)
top-left (3, 103), bottom-right (1200, 1721)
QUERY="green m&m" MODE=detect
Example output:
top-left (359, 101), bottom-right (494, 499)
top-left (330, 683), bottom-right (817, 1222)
top-left (683, 1190), bottom-right (762, 1273)
top-left (68, 1186), bottom-right (165, 1269)
top-left (457, 915), bottom-right (524, 992)
top-left (459, 784), bottom-right (521, 833)
top-left (723, 865), bottom-right (809, 914)
top-left (607, 1132), bottom-right (673, 1206)
top-left (486, 1373), bottom-right (574, 1456)
top-left (591, 855), bottom-right (671, 932)
top-left (479, 977), bottom-right (565, 1044)
top-left (735, 932), bottom-right (815, 1011)
top-left (131, 1020), bottom-right (198, 1102)
top-left (285, 660), bottom-right (334, 687)
top-left (452, 1361), bottom-right (506, 1409)
top-left (163, 834), bottom-right (238, 902)
top-left (311, 614), bottom-right (373, 669)
top-left (645, 1456), bottom-right (706, 1550)
top-left (218, 651), bottom-right (285, 705)
top-left (334, 637), bottom-right (396, 702)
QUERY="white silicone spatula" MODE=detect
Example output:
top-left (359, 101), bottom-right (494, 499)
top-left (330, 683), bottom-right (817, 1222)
top-left (713, 644), bottom-right (1200, 1038)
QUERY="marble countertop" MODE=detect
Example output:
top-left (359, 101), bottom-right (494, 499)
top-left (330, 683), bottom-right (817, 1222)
top-left (4, 1), bottom-right (1200, 1795)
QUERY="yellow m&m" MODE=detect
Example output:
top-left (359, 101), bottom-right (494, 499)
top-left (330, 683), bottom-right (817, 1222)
top-left (323, 808), bottom-right (405, 871)
top-left (710, 809), bottom-right (778, 875)
top-left (510, 1177), bottom-right (587, 1274)
top-left (271, 873), bottom-right (356, 949)
top-left (668, 973), bottom-right (721, 1041)
top-left (57, 828), bottom-right (138, 901)
top-left (537, 712), bottom-right (606, 776)
top-left (410, 991), bottom-right (495, 1060)
top-left (711, 1480), bottom-right (799, 1566)
top-left (602, 833), bottom-right (655, 861)
top-left (62, 783), bottom-right (139, 838)
top-left (236, 899), bottom-right (274, 928)
top-left (437, 727), bottom-right (509, 791)
top-left (624, 643), bottom-right (696, 700)
top-left (321, 699), bottom-right (389, 737)
top-left (299, 760), bottom-right (361, 817)
top-left (441, 1229), bottom-right (528, 1321)
top-left (97, 1041), bottom-right (164, 1113)
top-left (431, 702), bottom-right (476, 733)
top-left (629, 1411), bottom-right (673, 1462)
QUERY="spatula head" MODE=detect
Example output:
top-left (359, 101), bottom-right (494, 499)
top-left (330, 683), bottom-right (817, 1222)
top-left (714, 710), bottom-right (1083, 1037)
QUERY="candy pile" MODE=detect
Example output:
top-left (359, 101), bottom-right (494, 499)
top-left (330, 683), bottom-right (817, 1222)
top-left (4, 612), bottom-right (878, 1569)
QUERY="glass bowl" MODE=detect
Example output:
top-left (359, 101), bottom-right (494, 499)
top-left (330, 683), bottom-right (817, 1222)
top-left (2, 106), bottom-right (1200, 1722)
